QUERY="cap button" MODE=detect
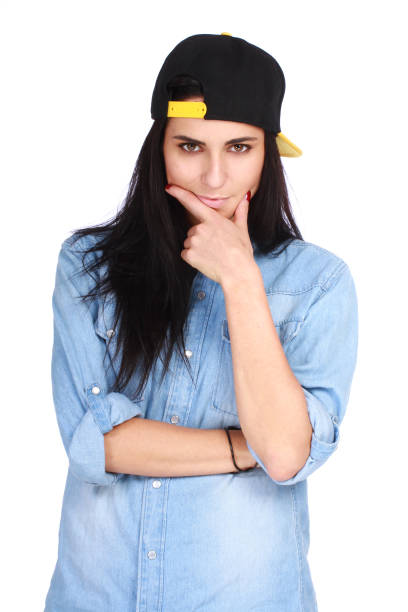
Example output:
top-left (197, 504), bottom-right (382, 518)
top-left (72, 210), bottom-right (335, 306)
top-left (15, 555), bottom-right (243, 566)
top-left (220, 32), bottom-right (232, 36)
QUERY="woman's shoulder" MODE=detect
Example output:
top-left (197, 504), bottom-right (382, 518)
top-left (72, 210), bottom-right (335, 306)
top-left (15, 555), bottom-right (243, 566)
top-left (56, 232), bottom-right (108, 289)
top-left (60, 231), bottom-right (103, 253)
top-left (258, 237), bottom-right (353, 294)
top-left (283, 237), bottom-right (349, 269)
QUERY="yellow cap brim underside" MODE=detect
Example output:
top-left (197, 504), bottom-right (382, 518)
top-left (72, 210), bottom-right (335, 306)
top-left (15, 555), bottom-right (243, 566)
top-left (167, 100), bottom-right (302, 157)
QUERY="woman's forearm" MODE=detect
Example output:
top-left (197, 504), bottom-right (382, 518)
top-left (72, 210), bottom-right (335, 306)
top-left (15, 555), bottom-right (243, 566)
top-left (104, 417), bottom-right (257, 477)
top-left (221, 261), bottom-right (312, 482)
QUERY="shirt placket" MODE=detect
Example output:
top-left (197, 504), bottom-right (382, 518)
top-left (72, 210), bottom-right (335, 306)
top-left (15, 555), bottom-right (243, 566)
top-left (136, 272), bottom-right (217, 612)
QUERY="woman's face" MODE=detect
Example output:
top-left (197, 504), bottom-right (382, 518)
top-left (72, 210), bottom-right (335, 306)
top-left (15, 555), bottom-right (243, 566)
top-left (162, 97), bottom-right (265, 226)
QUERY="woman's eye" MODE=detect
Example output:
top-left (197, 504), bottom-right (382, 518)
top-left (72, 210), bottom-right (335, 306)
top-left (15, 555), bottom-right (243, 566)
top-left (231, 143), bottom-right (250, 152)
top-left (180, 143), bottom-right (200, 153)
top-left (179, 143), bottom-right (251, 153)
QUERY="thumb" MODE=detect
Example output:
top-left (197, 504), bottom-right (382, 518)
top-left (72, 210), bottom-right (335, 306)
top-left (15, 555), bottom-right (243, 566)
top-left (232, 190), bottom-right (251, 229)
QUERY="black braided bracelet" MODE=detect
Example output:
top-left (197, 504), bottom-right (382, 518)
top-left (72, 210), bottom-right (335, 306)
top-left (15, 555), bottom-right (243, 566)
top-left (224, 426), bottom-right (257, 472)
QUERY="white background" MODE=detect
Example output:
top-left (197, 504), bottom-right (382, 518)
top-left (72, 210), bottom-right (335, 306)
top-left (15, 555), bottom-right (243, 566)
top-left (1, 1), bottom-right (407, 610)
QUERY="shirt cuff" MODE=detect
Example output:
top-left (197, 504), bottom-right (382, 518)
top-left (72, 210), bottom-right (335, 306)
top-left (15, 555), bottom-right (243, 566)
top-left (246, 388), bottom-right (340, 485)
top-left (69, 386), bottom-right (144, 486)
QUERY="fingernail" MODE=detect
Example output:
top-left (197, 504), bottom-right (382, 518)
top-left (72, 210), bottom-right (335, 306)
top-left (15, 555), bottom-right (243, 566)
top-left (246, 190), bottom-right (251, 202)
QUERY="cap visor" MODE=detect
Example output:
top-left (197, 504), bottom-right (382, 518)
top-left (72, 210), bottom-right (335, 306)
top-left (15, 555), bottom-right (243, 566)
top-left (276, 132), bottom-right (302, 157)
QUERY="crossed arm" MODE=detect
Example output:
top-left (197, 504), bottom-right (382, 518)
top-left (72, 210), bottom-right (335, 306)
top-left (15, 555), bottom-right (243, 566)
top-left (104, 418), bottom-right (256, 477)
top-left (104, 260), bottom-right (312, 482)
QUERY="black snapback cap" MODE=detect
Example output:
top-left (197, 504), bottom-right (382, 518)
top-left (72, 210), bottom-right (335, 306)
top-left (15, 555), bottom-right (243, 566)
top-left (151, 32), bottom-right (302, 157)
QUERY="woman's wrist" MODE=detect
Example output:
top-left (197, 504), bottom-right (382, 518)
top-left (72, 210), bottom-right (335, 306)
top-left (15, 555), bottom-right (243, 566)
top-left (228, 428), bottom-right (258, 471)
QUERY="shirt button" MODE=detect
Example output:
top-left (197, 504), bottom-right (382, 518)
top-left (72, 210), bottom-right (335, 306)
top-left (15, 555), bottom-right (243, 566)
top-left (147, 550), bottom-right (157, 560)
top-left (91, 386), bottom-right (101, 395)
top-left (170, 415), bottom-right (179, 424)
top-left (152, 480), bottom-right (162, 488)
top-left (106, 329), bottom-right (115, 338)
top-left (197, 291), bottom-right (206, 300)
top-left (185, 349), bottom-right (193, 358)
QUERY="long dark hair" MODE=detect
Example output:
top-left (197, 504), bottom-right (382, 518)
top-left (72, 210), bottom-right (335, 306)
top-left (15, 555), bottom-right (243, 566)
top-left (68, 74), bottom-right (304, 400)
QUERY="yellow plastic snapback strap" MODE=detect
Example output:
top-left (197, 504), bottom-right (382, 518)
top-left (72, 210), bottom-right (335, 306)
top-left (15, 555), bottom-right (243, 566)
top-left (167, 100), bottom-right (207, 118)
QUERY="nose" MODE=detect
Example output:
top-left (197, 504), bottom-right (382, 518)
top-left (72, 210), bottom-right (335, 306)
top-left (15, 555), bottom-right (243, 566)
top-left (201, 153), bottom-right (227, 189)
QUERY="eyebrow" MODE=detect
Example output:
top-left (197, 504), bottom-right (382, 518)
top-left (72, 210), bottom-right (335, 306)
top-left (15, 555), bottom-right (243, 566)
top-left (172, 134), bottom-right (259, 145)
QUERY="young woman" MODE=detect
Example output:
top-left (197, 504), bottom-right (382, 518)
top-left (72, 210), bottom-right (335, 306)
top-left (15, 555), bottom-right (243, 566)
top-left (44, 33), bottom-right (359, 611)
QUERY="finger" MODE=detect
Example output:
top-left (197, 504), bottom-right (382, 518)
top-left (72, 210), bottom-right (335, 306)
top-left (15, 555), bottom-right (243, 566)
top-left (165, 184), bottom-right (214, 223)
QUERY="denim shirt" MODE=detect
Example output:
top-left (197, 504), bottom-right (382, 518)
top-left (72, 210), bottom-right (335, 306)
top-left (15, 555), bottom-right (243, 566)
top-left (44, 233), bottom-right (358, 612)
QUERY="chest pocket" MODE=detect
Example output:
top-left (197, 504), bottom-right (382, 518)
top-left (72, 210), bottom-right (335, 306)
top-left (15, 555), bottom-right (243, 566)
top-left (211, 299), bottom-right (303, 417)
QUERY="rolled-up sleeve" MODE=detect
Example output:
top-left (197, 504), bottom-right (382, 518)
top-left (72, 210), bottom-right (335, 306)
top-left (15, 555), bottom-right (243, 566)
top-left (51, 238), bottom-right (144, 486)
top-left (247, 262), bottom-right (359, 485)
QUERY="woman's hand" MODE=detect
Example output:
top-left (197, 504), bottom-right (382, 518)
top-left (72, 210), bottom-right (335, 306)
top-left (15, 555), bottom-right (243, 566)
top-left (164, 184), bottom-right (255, 285)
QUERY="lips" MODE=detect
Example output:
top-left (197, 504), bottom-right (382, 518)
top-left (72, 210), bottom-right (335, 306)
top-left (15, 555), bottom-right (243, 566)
top-left (196, 195), bottom-right (228, 209)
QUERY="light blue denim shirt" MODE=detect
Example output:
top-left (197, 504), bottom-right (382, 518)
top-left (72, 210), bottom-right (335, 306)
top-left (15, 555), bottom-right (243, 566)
top-left (44, 233), bottom-right (358, 612)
